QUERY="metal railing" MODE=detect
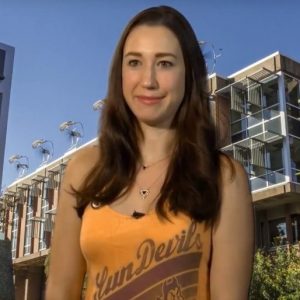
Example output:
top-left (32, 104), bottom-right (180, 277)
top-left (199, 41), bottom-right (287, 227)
top-left (250, 168), bottom-right (286, 191)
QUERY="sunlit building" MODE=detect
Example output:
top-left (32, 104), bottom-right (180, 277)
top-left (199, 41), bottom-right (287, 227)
top-left (0, 138), bottom-right (97, 299)
top-left (0, 52), bottom-right (299, 299)
top-left (210, 51), bottom-right (300, 248)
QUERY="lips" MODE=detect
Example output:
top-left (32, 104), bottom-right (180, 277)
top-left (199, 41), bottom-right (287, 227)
top-left (136, 95), bottom-right (163, 105)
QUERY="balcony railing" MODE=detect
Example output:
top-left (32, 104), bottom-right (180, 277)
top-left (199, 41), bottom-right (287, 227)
top-left (292, 168), bottom-right (300, 183)
top-left (250, 168), bottom-right (286, 191)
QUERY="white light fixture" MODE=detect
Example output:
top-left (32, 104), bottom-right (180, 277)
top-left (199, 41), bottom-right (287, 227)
top-left (59, 120), bottom-right (84, 150)
top-left (92, 98), bottom-right (106, 111)
top-left (8, 154), bottom-right (29, 178)
top-left (30, 182), bottom-right (40, 198)
top-left (32, 139), bottom-right (54, 166)
top-left (198, 40), bottom-right (222, 75)
top-left (47, 171), bottom-right (57, 189)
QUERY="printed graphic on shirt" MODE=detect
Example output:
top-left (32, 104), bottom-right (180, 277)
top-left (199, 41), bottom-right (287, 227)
top-left (93, 221), bottom-right (202, 300)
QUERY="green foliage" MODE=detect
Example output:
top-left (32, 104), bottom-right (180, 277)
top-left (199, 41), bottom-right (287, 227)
top-left (44, 250), bottom-right (50, 279)
top-left (250, 244), bottom-right (300, 300)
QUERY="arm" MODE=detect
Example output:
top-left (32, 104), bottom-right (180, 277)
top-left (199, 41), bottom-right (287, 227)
top-left (45, 146), bottom-right (98, 300)
top-left (210, 157), bottom-right (254, 300)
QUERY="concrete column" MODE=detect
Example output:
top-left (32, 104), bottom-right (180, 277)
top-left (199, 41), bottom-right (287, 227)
top-left (27, 266), bottom-right (44, 300)
top-left (278, 72), bottom-right (292, 180)
top-left (14, 269), bottom-right (26, 300)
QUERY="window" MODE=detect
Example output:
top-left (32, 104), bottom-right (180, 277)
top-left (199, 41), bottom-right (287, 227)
top-left (249, 124), bottom-right (263, 136)
top-left (39, 182), bottom-right (50, 250)
top-left (288, 117), bottom-right (300, 137)
top-left (292, 214), bottom-right (300, 244)
top-left (231, 121), bottom-right (243, 135)
top-left (287, 103), bottom-right (300, 119)
top-left (290, 136), bottom-right (300, 183)
top-left (232, 131), bottom-right (248, 143)
top-left (285, 75), bottom-right (300, 107)
top-left (231, 86), bottom-right (246, 114)
top-left (0, 93), bottom-right (2, 117)
top-left (233, 145), bottom-right (250, 171)
top-left (269, 218), bottom-right (287, 246)
top-left (265, 116), bottom-right (282, 135)
top-left (11, 205), bottom-right (19, 259)
top-left (248, 110), bottom-right (262, 127)
top-left (263, 104), bottom-right (280, 119)
top-left (248, 84), bottom-right (262, 107)
top-left (259, 221), bottom-right (267, 248)
top-left (24, 190), bottom-right (34, 255)
top-left (262, 78), bottom-right (279, 107)
top-left (0, 49), bottom-right (5, 80)
top-left (266, 141), bottom-right (283, 171)
top-left (231, 110), bottom-right (245, 122)
top-left (0, 93), bottom-right (2, 116)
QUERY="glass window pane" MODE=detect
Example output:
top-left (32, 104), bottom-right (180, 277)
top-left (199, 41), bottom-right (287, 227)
top-left (231, 110), bottom-right (246, 122)
top-left (292, 214), bottom-right (300, 244)
top-left (251, 165), bottom-right (265, 177)
top-left (287, 103), bottom-right (300, 118)
top-left (288, 117), bottom-right (300, 137)
top-left (232, 131), bottom-right (247, 143)
top-left (250, 175), bottom-right (267, 190)
top-left (231, 86), bottom-right (246, 113)
top-left (269, 218), bottom-right (287, 246)
top-left (263, 104), bottom-right (280, 119)
top-left (265, 116), bottom-right (282, 135)
top-left (0, 49), bottom-right (5, 80)
top-left (248, 111), bottom-right (262, 126)
top-left (249, 124), bottom-right (263, 136)
top-left (267, 142), bottom-right (283, 170)
top-left (285, 75), bottom-right (300, 107)
top-left (262, 78), bottom-right (279, 106)
top-left (290, 136), bottom-right (300, 183)
top-left (248, 84), bottom-right (262, 107)
top-left (231, 122), bottom-right (242, 135)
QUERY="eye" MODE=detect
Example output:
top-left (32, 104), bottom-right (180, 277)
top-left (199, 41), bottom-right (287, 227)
top-left (127, 59), bottom-right (141, 67)
top-left (158, 60), bottom-right (174, 68)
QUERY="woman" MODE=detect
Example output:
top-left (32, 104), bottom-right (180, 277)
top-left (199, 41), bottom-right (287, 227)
top-left (46, 6), bottom-right (254, 300)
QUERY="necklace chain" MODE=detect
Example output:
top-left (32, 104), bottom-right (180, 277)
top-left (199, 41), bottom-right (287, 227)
top-left (136, 167), bottom-right (166, 200)
top-left (141, 154), bottom-right (170, 170)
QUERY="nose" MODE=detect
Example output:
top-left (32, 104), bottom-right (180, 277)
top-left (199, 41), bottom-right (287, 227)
top-left (141, 65), bottom-right (158, 89)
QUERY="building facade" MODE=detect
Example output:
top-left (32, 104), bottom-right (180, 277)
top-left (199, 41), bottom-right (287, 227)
top-left (0, 42), bottom-right (14, 188)
top-left (0, 52), bottom-right (299, 299)
top-left (0, 138), bottom-right (97, 299)
top-left (210, 52), bottom-right (300, 248)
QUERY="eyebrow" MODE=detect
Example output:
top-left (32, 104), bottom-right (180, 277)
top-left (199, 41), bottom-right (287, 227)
top-left (124, 52), bottom-right (177, 59)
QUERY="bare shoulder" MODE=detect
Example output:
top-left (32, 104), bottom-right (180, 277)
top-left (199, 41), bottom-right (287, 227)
top-left (64, 145), bottom-right (100, 190)
top-left (219, 154), bottom-right (251, 195)
top-left (211, 154), bottom-right (254, 299)
top-left (68, 144), bottom-right (99, 168)
top-left (216, 154), bottom-right (253, 226)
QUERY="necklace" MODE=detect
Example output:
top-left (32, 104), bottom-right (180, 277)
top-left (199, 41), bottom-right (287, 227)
top-left (132, 210), bottom-right (145, 219)
top-left (136, 168), bottom-right (166, 200)
top-left (141, 155), bottom-right (170, 170)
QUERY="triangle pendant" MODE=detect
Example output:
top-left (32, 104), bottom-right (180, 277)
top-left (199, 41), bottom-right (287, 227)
top-left (139, 189), bottom-right (150, 200)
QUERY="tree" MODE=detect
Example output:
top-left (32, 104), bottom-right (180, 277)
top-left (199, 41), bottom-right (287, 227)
top-left (250, 243), bottom-right (300, 300)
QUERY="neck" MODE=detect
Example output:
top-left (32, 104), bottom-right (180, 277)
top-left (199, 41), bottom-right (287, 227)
top-left (138, 124), bottom-right (176, 164)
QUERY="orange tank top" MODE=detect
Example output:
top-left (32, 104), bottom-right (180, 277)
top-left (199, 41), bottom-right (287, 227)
top-left (80, 204), bottom-right (212, 300)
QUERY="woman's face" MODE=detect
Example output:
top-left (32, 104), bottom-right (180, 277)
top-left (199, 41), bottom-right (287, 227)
top-left (122, 25), bottom-right (185, 128)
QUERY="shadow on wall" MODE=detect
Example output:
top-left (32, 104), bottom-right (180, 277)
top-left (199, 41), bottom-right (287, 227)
top-left (0, 239), bottom-right (15, 300)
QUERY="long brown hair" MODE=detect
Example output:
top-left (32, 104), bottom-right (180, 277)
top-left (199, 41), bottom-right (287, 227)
top-left (75, 6), bottom-right (227, 223)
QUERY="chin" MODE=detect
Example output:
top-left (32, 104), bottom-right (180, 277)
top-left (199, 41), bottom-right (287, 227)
top-left (138, 117), bottom-right (171, 129)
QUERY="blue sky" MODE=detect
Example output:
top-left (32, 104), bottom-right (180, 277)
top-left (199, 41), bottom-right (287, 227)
top-left (1, 0), bottom-right (300, 188)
